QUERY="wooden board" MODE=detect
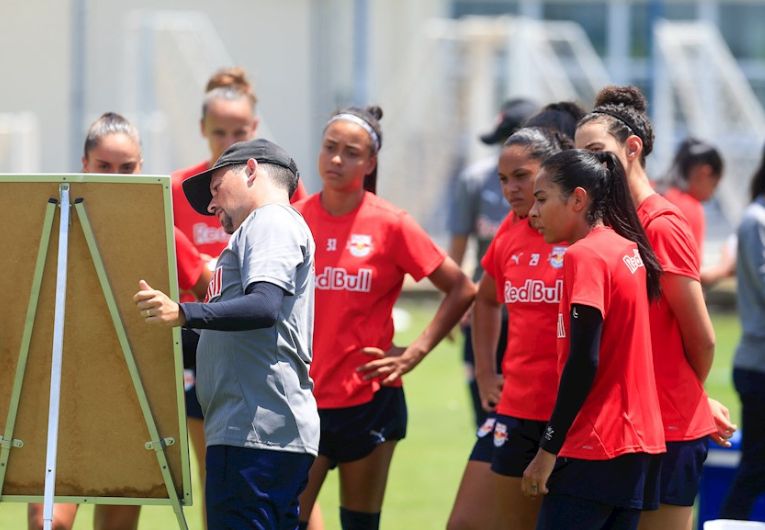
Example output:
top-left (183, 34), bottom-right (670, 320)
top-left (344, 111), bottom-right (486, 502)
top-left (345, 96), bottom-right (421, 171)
top-left (0, 175), bottom-right (189, 504)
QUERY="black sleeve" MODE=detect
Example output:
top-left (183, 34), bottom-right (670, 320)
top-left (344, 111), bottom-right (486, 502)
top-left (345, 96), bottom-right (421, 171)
top-left (539, 303), bottom-right (603, 455)
top-left (179, 281), bottom-right (286, 331)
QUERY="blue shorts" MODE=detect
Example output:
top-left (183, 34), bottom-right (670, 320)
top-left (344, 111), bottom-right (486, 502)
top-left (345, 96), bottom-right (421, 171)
top-left (547, 452), bottom-right (662, 510)
top-left (658, 437), bottom-right (709, 506)
top-left (205, 445), bottom-right (313, 530)
top-left (318, 387), bottom-right (407, 467)
top-left (469, 414), bottom-right (546, 477)
top-left (537, 494), bottom-right (641, 530)
top-left (184, 371), bottom-right (204, 420)
top-left (181, 328), bottom-right (204, 420)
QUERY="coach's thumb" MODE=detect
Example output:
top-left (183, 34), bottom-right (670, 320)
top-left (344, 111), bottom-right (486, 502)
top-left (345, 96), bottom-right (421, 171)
top-left (138, 279), bottom-right (152, 291)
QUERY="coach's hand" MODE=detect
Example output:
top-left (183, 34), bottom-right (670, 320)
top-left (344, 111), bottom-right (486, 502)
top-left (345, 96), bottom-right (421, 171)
top-left (358, 344), bottom-right (421, 384)
top-left (134, 279), bottom-right (186, 327)
top-left (522, 448), bottom-right (555, 498)
top-left (708, 397), bottom-right (737, 448)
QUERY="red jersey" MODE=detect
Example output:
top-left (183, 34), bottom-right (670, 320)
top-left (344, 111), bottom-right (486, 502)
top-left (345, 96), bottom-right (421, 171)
top-left (637, 194), bottom-right (716, 441)
top-left (664, 187), bottom-right (705, 255)
top-left (174, 226), bottom-right (206, 293)
top-left (295, 192), bottom-right (446, 408)
top-left (172, 160), bottom-right (308, 258)
top-left (481, 213), bottom-right (565, 421)
top-left (556, 226), bottom-right (665, 460)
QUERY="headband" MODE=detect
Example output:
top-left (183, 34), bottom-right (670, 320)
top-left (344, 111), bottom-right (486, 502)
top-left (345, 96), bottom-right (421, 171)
top-left (591, 108), bottom-right (643, 142)
top-left (327, 113), bottom-right (381, 152)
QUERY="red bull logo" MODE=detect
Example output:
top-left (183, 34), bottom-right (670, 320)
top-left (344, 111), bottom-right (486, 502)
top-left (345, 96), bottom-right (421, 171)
top-left (477, 417), bottom-right (496, 438)
top-left (493, 422), bottom-right (508, 447)
top-left (347, 234), bottom-right (373, 257)
top-left (622, 249), bottom-right (644, 274)
top-left (504, 279), bottom-right (562, 303)
top-left (548, 246), bottom-right (567, 269)
top-left (316, 267), bottom-right (373, 292)
top-left (193, 222), bottom-right (229, 245)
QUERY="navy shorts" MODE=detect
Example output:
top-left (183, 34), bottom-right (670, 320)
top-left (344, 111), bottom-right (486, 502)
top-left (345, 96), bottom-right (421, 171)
top-left (205, 445), bottom-right (314, 530)
top-left (657, 437), bottom-right (709, 506)
top-left (318, 387), bottom-right (407, 467)
top-left (547, 452), bottom-right (662, 511)
top-left (469, 413), bottom-right (546, 477)
top-left (537, 494), bottom-right (641, 530)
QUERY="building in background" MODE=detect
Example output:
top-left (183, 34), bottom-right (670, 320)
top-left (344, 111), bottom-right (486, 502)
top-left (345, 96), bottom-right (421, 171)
top-left (2, 0), bottom-right (764, 241)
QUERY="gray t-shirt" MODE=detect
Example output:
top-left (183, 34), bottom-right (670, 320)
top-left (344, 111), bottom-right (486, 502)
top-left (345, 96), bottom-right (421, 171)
top-left (734, 196), bottom-right (765, 374)
top-left (448, 156), bottom-right (509, 281)
top-left (195, 203), bottom-right (319, 455)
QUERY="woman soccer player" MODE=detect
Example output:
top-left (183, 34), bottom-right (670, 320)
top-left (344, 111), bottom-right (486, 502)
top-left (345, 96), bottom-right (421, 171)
top-left (28, 112), bottom-right (210, 530)
top-left (574, 86), bottom-right (735, 530)
top-left (294, 105), bottom-right (475, 530)
top-left (447, 127), bottom-right (571, 530)
top-left (523, 149), bottom-right (665, 530)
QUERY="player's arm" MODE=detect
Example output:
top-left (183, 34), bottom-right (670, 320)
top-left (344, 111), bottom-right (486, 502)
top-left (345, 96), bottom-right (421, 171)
top-left (188, 266), bottom-right (213, 301)
top-left (661, 273), bottom-right (715, 382)
top-left (471, 273), bottom-right (503, 412)
top-left (522, 303), bottom-right (601, 497)
top-left (359, 257), bottom-right (476, 383)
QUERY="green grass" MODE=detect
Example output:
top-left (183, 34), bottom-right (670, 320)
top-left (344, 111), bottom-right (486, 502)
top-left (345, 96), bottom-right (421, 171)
top-left (0, 302), bottom-right (744, 529)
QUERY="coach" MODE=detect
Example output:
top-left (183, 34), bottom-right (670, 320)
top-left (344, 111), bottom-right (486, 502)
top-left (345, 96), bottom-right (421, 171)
top-left (134, 138), bottom-right (319, 529)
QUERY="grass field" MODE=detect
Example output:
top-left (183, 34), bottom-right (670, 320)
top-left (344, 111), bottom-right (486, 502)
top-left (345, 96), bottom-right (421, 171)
top-left (0, 301), bottom-right (743, 529)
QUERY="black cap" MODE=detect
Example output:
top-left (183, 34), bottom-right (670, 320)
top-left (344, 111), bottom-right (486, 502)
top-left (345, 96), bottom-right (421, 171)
top-left (479, 98), bottom-right (539, 145)
top-left (182, 138), bottom-right (300, 215)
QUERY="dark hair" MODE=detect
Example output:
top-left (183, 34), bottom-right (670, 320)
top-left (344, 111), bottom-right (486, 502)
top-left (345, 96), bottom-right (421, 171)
top-left (751, 142), bottom-right (765, 201)
top-left (524, 101), bottom-right (586, 140)
top-left (202, 66), bottom-right (257, 118)
top-left (578, 86), bottom-right (654, 167)
top-left (504, 126), bottom-right (574, 162)
top-left (83, 112), bottom-right (141, 158)
top-left (325, 105), bottom-right (384, 194)
top-left (665, 138), bottom-right (723, 189)
top-left (231, 162), bottom-right (299, 198)
top-left (542, 149), bottom-right (662, 299)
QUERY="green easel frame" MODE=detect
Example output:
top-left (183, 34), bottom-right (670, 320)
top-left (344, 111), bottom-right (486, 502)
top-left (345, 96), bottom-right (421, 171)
top-left (0, 175), bottom-right (191, 529)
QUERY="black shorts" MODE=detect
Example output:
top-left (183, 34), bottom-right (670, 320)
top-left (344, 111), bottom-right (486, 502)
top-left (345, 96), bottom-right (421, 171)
top-left (184, 369), bottom-right (204, 420)
top-left (658, 437), bottom-right (709, 506)
top-left (468, 413), bottom-right (546, 477)
top-left (547, 452), bottom-right (662, 510)
top-left (318, 387), bottom-right (407, 467)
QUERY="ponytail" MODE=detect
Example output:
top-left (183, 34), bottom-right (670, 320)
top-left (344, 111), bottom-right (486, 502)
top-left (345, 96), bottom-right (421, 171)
top-left (596, 152), bottom-right (662, 300)
top-left (543, 149), bottom-right (662, 300)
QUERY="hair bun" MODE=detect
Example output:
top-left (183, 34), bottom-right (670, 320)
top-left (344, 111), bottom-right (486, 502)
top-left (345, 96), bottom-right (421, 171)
top-left (206, 66), bottom-right (252, 93)
top-left (595, 85), bottom-right (647, 113)
top-left (366, 105), bottom-right (383, 121)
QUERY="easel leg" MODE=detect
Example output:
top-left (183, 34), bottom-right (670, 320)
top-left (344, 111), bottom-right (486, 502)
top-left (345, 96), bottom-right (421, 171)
top-left (74, 199), bottom-right (188, 530)
top-left (0, 199), bottom-right (57, 497)
top-left (43, 184), bottom-right (72, 530)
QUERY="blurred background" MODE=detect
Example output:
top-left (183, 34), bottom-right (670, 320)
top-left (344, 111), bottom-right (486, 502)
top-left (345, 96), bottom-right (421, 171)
top-left (2, 0), bottom-right (765, 251)
top-left (1, 1), bottom-right (764, 527)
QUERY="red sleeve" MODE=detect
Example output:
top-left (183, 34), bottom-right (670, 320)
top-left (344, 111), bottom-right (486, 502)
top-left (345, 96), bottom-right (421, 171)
top-left (393, 212), bottom-right (447, 281)
top-left (645, 214), bottom-right (700, 280)
top-left (174, 227), bottom-right (205, 291)
top-left (290, 180), bottom-right (308, 204)
top-left (565, 246), bottom-right (606, 316)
